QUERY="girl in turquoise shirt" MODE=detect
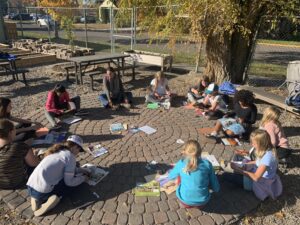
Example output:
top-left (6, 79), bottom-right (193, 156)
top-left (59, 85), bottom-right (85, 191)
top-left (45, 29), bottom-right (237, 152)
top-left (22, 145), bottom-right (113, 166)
top-left (168, 140), bottom-right (220, 208)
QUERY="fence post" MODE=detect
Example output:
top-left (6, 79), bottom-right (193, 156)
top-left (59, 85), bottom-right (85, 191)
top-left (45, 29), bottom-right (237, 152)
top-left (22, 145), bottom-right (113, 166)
top-left (110, 7), bottom-right (114, 53)
top-left (84, 8), bottom-right (88, 48)
top-left (46, 8), bottom-right (51, 43)
top-left (134, 6), bottom-right (137, 46)
top-left (18, 8), bottom-right (24, 38)
top-left (130, 7), bottom-right (134, 50)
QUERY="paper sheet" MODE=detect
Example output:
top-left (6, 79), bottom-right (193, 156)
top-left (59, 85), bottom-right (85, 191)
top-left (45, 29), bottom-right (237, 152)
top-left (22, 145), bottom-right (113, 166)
top-left (139, 125), bottom-right (157, 135)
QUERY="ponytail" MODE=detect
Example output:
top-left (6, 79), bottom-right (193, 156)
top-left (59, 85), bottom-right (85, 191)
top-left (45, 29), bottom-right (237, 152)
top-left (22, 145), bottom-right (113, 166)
top-left (183, 140), bottom-right (201, 173)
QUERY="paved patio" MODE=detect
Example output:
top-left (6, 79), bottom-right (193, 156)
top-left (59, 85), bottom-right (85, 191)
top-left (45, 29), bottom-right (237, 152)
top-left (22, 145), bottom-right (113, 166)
top-left (0, 92), bottom-right (260, 225)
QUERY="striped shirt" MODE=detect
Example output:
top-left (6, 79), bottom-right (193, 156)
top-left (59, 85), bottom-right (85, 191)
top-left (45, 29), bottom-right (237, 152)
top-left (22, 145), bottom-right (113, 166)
top-left (0, 143), bottom-right (30, 189)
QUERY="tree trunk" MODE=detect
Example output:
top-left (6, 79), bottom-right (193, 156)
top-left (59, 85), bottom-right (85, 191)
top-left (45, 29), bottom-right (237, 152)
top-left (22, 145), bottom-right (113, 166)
top-left (54, 21), bottom-right (59, 39)
top-left (204, 5), bottom-right (264, 84)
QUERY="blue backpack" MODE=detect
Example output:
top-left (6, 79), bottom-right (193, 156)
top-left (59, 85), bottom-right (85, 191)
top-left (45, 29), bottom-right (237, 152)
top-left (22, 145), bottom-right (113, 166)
top-left (219, 81), bottom-right (236, 95)
top-left (285, 89), bottom-right (300, 107)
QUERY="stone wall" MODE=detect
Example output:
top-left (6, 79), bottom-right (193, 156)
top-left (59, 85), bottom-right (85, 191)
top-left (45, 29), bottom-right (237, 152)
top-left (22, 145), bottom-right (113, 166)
top-left (13, 39), bottom-right (95, 60)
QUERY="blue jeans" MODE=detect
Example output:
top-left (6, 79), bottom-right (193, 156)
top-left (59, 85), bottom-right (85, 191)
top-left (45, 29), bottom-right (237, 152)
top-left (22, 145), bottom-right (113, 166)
top-left (99, 92), bottom-right (133, 107)
top-left (27, 179), bottom-right (70, 204)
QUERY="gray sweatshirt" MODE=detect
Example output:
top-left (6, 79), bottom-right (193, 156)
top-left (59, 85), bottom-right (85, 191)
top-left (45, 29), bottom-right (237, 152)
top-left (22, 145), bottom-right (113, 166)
top-left (27, 150), bottom-right (85, 193)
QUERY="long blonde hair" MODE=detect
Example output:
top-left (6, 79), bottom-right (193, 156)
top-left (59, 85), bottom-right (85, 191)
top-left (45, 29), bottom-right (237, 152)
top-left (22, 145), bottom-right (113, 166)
top-left (183, 140), bottom-right (201, 173)
top-left (260, 106), bottom-right (281, 127)
top-left (44, 141), bottom-right (77, 157)
top-left (250, 129), bottom-right (276, 159)
top-left (154, 71), bottom-right (165, 88)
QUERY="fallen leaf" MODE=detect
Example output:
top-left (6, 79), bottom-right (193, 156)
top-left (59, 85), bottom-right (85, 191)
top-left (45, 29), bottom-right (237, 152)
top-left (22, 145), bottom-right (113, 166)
top-left (274, 211), bottom-right (285, 219)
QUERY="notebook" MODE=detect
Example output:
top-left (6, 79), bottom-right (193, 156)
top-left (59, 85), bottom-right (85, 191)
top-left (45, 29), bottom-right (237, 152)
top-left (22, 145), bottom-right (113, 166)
top-left (81, 164), bottom-right (109, 186)
top-left (139, 125), bottom-right (157, 135)
top-left (133, 180), bottom-right (160, 197)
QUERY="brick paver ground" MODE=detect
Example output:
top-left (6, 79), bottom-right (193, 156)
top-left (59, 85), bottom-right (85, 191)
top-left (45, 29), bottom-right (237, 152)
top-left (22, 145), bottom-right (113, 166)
top-left (0, 92), bottom-right (260, 225)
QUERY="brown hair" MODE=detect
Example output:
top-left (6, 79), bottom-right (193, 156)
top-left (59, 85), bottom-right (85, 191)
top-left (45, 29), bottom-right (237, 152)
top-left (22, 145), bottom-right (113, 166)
top-left (43, 141), bottom-right (78, 157)
top-left (0, 119), bottom-right (14, 139)
top-left (201, 75), bottom-right (209, 83)
top-left (0, 97), bottom-right (11, 118)
top-left (250, 129), bottom-right (276, 159)
top-left (183, 140), bottom-right (201, 173)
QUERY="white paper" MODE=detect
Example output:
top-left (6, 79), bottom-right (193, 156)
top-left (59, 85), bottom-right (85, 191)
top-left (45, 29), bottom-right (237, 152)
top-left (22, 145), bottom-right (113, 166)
top-left (176, 139), bottom-right (184, 144)
top-left (138, 125), bottom-right (157, 135)
top-left (62, 116), bottom-right (82, 125)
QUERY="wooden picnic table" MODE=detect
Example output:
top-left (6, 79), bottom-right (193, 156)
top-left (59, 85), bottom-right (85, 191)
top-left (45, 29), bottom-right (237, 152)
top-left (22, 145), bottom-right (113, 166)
top-left (68, 53), bottom-right (130, 85)
top-left (0, 57), bottom-right (19, 80)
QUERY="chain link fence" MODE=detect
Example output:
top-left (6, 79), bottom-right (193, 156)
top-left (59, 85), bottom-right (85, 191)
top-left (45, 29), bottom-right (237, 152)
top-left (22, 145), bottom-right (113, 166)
top-left (2, 6), bottom-right (300, 81)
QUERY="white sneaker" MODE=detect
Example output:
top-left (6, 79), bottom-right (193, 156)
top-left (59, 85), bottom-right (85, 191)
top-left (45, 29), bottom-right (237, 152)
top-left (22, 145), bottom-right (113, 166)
top-left (34, 195), bottom-right (60, 217)
top-left (31, 198), bottom-right (39, 211)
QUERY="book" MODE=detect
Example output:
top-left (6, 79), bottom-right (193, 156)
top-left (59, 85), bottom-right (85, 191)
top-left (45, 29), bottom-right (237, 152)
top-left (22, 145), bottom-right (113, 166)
top-left (156, 173), bottom-right (177, 195)
top-left (221, 138), bottom-right (241, 146)
top-left (147, 103), bottom-right (159, 109)
top-left (62, 116), bottom-right (82, 125)
top-left (81, 163), bottom-right (109, 186)
top-left (201, 152), bottom-right (221, 170)
top-left (133, 180), bottom-right (160, 197)
top-left (110, 123), bottom-right (125, 133)
top-left (139, 125), bottom-right (157, 135)
top-left (87, 144), bottom-right (108, 158)
top-left (31, 131), bottom-right (67, 146)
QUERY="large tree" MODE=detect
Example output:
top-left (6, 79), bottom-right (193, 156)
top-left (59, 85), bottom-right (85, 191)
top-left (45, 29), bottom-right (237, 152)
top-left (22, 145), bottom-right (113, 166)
top-left (119, 0), bottom-right (298, 84)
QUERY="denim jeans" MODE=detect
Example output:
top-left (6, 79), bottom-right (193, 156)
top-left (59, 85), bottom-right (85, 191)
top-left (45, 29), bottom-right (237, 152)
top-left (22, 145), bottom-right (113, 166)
top-left (27, 179), bottom-right (70, 204)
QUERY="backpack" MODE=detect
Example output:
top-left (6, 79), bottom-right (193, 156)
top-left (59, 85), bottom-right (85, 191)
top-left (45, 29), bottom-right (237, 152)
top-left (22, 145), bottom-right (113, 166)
top-left (219, 81), bottom-right (236, 95)
top-left (285, 85), bottom-right (300, 107)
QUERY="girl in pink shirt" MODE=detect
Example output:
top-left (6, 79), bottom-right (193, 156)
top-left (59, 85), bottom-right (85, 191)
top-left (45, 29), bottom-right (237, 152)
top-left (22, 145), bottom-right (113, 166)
top-left (45, 84), bottom-right (81, 128)
top-left (260, 106), bottom-right (291, 161)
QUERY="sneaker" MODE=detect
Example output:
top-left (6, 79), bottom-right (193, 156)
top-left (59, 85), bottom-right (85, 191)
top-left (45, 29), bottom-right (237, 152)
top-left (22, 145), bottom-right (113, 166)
top-left (206, 132), bottom-right (219, 138)
top-left (34, 195), bottom-right (60, 217)
top-left (31, 198), bottom-right (39, 211)
top-left (122, 103), bottom-right (131, 109)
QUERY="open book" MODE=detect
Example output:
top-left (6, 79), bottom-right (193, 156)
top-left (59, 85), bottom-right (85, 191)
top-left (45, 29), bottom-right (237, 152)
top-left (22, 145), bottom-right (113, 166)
top-left (62, 116), bottom-right (82, 125)
top-left (110, 123), bottom-right (126, 133)
top-left (201, 152), bottom-right (221, 170)
top-left (32, 131), bottom-right (67, 146)
top-left (81, 164), bottom-right (109, 186)
top-left (133, 180), bottom-right (160, 197)
top-left (87, 144), bottom-right (108, 158)
top-left (221, 138), bottom-right (241, 146)
top-left (156, 173), bottom-right (177, 195)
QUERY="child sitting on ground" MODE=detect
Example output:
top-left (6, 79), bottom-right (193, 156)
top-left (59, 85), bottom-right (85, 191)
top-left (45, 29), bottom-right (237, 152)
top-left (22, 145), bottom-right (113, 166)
top-left (0, 119), bottom-right (40, 189)
top-left (168, 140), bottom-right (220, 208)
top-left (0, 97), bottom-right (44, 142)
top-left (187, 75), bottom-right (209, 105)
top-left (226, 129), bottom-right (282, 201)
top-left (98, 67), bottom-right (133, 110)
top-left (207, 89), bottom-right (257, 138)
top-left (260, 106), bottom-right (291, 162)
top-left (45, 84), bottom-right (82, 129)
top-left (145, 71), bottom-right (172, 105)
top-left (27, 135), bottom-right (90, 217)
top-left (198, 83), bottom-right (228, 119)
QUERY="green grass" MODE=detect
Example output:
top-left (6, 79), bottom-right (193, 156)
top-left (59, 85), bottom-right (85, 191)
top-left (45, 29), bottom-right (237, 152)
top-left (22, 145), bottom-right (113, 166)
top-left (257, 39), bottom-right (300, 46)
top-left (248, 61), bottom-right (286, 78)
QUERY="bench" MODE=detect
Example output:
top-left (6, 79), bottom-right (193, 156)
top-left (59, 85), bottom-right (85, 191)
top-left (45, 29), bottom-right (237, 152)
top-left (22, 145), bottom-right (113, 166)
top-left (0, 68), bottom-right (28, 85)
top-left (85, 70), bottom-right (104, 90)
top-left (123, 50), bottom-right (173, 72)
top-left (237, 85), bottom-right (299, 116)
top-left (64, 61), bottom-right (136, 88)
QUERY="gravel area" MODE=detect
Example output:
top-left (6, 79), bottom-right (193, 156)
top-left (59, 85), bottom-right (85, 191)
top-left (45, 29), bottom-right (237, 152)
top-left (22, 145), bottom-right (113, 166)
top-left (0, 63), bottom-right (299, 225)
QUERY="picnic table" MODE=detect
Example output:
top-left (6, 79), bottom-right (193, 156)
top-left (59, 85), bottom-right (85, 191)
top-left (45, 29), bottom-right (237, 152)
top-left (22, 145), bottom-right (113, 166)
top-left (68, 53), bottom-right (130, 85)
